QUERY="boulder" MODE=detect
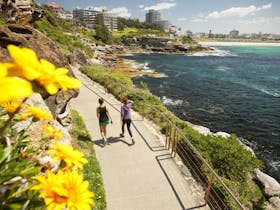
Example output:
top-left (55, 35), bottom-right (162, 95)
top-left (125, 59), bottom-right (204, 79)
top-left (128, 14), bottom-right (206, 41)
top-left (253, 169), bottom-right (280, 198)
top-left (72, 48), bottom-right (89, 66)
top-left (265, 197), bottom-right (280, 210)
top-left (186, 122), bottom-right (212, 136)
top-left (0, 24), bottom-right (79, 124)
top-left (214, 131), bottom-right (231, 138)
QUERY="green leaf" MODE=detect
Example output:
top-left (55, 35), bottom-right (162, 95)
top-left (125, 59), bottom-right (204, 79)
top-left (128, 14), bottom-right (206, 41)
top-left (0, 146), bottom-right (13, 164)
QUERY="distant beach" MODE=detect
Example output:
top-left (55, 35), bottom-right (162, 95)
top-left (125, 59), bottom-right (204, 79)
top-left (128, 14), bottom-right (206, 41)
top-left (199, 41), bottom-right (280, 46)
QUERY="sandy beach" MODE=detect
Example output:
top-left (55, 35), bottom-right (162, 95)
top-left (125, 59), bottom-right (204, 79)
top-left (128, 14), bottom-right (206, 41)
top-left (199, 41), bottom-right (280, 46)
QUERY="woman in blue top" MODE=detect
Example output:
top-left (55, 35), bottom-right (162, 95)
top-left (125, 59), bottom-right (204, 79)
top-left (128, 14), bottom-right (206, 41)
top-left (120, 98), bottom-right (134, 145)
top-left (97, 98), bottom-right (112, 145)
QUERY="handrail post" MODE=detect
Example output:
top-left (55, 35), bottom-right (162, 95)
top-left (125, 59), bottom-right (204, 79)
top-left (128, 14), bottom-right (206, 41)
top-left (172, 130), bottom-right (179, 157)
top-left (171, 128), bottom-right (177, 156)
top-left (204, 176), bottom-right (214, 205)
top-left (165, 123), bottom-right (169, 147)
top-left (168, 125), bottom-right (172, 150)
top-left (142, 102), bottom-right (144, 121)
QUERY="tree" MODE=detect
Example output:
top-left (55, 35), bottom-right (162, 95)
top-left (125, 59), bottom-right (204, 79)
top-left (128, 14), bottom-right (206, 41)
top-left (182, 35), bottom-right (193, 44)
top-left (94, 25), bottom-right (112, 44)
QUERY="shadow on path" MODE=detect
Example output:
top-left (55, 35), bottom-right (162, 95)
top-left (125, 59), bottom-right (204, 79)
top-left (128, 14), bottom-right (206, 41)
top-left (156, 154), bottom-right (206, 210)
top-left (93, 137), bottom-right (131, 147)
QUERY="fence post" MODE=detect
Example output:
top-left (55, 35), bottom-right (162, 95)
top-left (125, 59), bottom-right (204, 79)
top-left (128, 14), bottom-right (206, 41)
top-left (168, 124), bottom-right (172, 150)
top-left (204, 176), bottom-right (214, 205)
top-left (142, 102), bottom-right (144, 121)
top-left (171, 128), bottom-right (177, 156)
top-left (172, 130), bottom-right (179, 157)
top-left (165, 123), bottom-right (169, 147)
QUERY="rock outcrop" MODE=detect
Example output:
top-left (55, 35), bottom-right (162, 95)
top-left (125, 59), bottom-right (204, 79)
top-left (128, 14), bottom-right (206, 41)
top-left (0, 0), bottom-right (43, 25)
top-left (121, 36), bottom-right (211, 53)
top-left (253, 169), bottom-right (280, 198)
top-left (0, 24), bottom-right (79, 126)
top-left (253, 169), bottom-right (280, 209)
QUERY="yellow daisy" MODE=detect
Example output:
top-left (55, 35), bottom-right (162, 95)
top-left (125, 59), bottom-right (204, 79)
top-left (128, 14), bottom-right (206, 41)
top-left (48, 142), bottom-right (88, 169)
top-left (6, 45), bottom-right (81, 95)
top-left (0, 99), bottom-right (23, 113)
top-left (0, 64), bottom-right (33, 103)
top-left (20, 105), bottom-right (52, 121)
top-left (44, 125), bottom-right (63, 139)
top-left (7, 45), bottom-right (42, 80)
top-left (32, 170), bottom-right (94, 210)
top-left (32, 170), bottom-right (69, 210)
top-left (36, 59), bottom-right (82, 95)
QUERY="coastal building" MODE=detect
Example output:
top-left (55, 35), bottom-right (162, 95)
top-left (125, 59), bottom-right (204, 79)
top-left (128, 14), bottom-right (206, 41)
top-left (46, 2), bottom-right (73, 20)
top-left (145, 9), bottom-right (161, 24)
top-left (169, 25), bottom-right (177, 34)
top-left (57, 11), bottom-right (73, 20)
top-left (96, 10), bottom-right (118, 32)
top-left (46, 2), bottom-right (64, 14)
top-left (157, 20), bottom-right (169, 32)
top-left (229, 29), bottom-right (239, 38)
top-left (73, 7), bottom-right (99, 28)
top-left (73, 8), bottom-right (117, 31)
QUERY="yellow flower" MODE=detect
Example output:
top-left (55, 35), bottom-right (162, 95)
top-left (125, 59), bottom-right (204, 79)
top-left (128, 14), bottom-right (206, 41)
top-left (44, 125), bottom-right (63, 139)
top-left (0, 99), bottom-right (23, 113)
top-left (20, 105), bottom-right (52, 121)
top-left (0, 64), bottom-right (33, 103)
top-left (32, 170), bottom-right (70, 210)
top-left (6, 45), bottom-right (81, 95)
top-left (32, 170), bottom-right (94, 210)
top-left (36, 59), bottom-right (82, 95)
top-left (48, 142), bottom-right (88, 169)
top-left (7, 45), bottom-right (42, 80)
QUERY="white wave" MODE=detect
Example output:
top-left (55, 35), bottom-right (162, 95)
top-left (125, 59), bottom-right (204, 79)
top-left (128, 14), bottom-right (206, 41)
top-left (125, 60), bottom-right (156, 73)
top-left (196, 105), bottom-right (224, 114)
top-left (188, 48), bottom-right (237, 57)
top-left (251, 85), bottom-right (280, 97)
top-left (216, 66), bottom-right (231, 72)
top-left (161, 96), bottom-right (183, 106)
top-left (123, 53), bottom-right (134, 56)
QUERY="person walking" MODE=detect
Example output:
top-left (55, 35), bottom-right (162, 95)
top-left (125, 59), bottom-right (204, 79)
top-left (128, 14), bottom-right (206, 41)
top-left (96, 98), bottom-right (112, 145)
top-left (120, 98), bottom-right (134, 145)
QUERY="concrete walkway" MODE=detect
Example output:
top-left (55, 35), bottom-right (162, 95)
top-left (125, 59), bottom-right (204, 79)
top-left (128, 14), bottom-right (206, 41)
top-left (70, 67), bottom-right (209, 210)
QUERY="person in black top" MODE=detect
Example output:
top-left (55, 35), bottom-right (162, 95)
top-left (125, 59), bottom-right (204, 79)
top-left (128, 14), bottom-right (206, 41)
top-left (96, 98), bottom-right (112, 145)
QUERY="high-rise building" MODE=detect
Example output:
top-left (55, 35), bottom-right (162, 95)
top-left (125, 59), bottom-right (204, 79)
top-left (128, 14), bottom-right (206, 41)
top-left (229, 29), bottom-right (239, 38)
top-left (157, 20), bottom-right (169, 32)
top-left (145, 9), bottom-right (161, 24)
top-left (96, 10), bottom-right (118, 32)
top-left (73, 7), bottom-right (99, 28)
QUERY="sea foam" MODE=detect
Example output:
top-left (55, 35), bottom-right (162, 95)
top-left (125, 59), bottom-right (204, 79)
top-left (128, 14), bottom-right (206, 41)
top-left (188, 48), bottom-right (237, 57)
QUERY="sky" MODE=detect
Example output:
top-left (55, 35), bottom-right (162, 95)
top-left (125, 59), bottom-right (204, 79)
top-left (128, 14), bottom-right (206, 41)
top-left (35, 0), bottom-right (280, 34)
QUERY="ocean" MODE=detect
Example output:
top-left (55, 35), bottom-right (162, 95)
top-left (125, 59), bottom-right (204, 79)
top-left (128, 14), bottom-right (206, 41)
top-left (123, 45), bottom-right (280, 181)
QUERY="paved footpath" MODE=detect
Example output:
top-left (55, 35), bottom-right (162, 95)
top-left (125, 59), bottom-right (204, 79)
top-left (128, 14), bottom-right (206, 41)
top-left (71, 67), bottom-right (209, 210)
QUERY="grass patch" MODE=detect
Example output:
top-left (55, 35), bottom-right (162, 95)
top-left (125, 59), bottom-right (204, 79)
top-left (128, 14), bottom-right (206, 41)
top-left (113, 27), bottom-right (169, 38)
top-left (70, 109), bottom-right (106, 210)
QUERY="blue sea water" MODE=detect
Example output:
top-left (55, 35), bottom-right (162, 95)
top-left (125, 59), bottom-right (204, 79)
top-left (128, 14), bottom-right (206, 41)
top-left (123, 45), bottom-right (280, 181)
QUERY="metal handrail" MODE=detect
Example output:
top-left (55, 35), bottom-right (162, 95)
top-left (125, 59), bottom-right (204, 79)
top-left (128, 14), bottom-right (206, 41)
top-left (81, 70), bottom-right (246, 209)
